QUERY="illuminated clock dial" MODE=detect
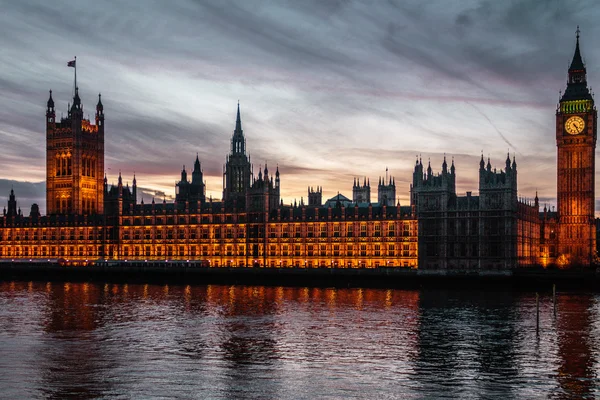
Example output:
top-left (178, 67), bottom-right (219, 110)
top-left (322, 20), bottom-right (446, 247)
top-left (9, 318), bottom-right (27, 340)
top-left (565, 116), bottom-right (585, 135)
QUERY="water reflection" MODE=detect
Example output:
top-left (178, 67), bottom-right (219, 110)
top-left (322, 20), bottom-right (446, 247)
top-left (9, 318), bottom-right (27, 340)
top-left (554, 294), bottom-right (597, 399)
top-left (0, 282), bottom-right (598, 398)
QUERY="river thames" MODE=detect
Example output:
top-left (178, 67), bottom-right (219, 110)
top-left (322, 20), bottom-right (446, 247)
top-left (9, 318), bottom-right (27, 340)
top-left (0, 281), bottom-right (598, 399)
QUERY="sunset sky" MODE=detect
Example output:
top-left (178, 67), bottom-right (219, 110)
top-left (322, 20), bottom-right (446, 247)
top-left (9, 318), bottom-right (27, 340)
top-left (1, 0), bottom-right (599, 214)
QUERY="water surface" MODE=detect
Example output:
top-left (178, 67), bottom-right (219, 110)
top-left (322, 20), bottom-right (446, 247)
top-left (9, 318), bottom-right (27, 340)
top-left (0, 282), bottom-right (598, 399)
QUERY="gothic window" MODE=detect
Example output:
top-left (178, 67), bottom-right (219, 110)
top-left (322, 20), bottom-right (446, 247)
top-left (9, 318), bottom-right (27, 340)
top-left (67, 157), bottom-right (72, 175)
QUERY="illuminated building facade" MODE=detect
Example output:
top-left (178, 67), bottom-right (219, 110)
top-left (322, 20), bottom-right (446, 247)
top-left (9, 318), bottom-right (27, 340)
top-left (46, 88), bottom-right (104, 215)
top-left (0, 31), bottom-right (596, 268)
top-left (555, 29), bottom-right (597, 266)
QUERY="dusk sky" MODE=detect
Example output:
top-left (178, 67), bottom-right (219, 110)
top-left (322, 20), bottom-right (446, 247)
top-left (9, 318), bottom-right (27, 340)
top-left (1, 0), bottom-right (599, 213)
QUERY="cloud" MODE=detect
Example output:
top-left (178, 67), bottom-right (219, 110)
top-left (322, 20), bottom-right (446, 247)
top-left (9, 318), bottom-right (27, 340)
top-left (1, 0), bottom-right (600, 212)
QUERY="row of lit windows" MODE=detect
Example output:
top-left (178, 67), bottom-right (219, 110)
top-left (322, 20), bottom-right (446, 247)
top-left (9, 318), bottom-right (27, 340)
top-left (0, 229), bottom-right (102, 241)
top-left (117, 243), bottom-right (416, 257)
top-left (0, 246), bottom-right (100, 258)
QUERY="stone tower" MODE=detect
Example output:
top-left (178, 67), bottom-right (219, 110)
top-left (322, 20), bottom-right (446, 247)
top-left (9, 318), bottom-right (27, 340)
top-left (352, 177), bottom-right (370, 204)
top-left (377, 169), bottom-right (395, 206)
top-left (223, 103), bottom-right (251, 205)
top-left (308, 186), bottom-right (322, 206)
top-left (46, 88), bottom-right (104, 215)
top-left (556, 28), bottom-right (597, 266)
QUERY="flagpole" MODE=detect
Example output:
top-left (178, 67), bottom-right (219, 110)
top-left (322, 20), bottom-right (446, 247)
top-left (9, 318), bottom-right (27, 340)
top-left (74, 56), bottom-right (77, 94)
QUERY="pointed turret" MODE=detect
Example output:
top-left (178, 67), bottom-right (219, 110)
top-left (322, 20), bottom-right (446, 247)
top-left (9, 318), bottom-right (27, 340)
top-left (193, 153), bottom-right (201, 172)
top-left (442, 154), bottom-right (448, 173)
top-left (450, 157), bottom-right (455, 174)
top-left (505, 152), bottom-right (511, 171)
top-left (47, 90), bottom-right (55, 109)
top-left (132, 173), bottom-right (137, 205)
top-left (7, 188), bottom-right (17, 217)
top-left (96, 93), bottom-right (103, 112)
top-left (46, 90), bottom-right (55, 125)
top-left (181, 165), bottom-right (187, 182)
top-left (479, 154), bottom-right (485, 170)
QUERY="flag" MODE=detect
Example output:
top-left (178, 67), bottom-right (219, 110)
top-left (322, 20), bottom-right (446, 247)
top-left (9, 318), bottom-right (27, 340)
top-left (67, 60), bottom-right (76, 68)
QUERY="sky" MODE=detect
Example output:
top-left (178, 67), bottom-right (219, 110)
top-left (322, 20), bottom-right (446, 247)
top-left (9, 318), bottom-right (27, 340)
top-left (0, 0), bottom-right (599, 214)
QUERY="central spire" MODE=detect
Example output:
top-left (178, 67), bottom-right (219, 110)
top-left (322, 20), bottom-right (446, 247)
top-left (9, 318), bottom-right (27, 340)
top-left (235, 101), bottom-right (242, 133)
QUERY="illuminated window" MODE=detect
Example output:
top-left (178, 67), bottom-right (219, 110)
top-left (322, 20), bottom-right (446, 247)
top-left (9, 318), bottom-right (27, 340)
top-left (320, 225), bottom-right (327, 237)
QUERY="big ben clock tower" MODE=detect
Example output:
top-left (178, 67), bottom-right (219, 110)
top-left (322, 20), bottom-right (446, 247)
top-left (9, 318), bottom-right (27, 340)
top-left (556, 28), bottom-right (597, 266)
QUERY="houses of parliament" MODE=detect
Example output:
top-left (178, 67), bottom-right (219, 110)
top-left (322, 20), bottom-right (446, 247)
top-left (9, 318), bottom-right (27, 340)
top-left (0, 32), bottom-right (597, 269)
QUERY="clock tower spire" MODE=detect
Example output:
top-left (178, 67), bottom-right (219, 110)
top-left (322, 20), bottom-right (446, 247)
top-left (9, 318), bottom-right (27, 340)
top-left (556, 27), bottom-right (597, 266)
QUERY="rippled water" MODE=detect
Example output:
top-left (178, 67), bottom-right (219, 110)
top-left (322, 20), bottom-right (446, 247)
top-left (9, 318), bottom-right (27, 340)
top-left (0, 282), bottom-right (599, 399)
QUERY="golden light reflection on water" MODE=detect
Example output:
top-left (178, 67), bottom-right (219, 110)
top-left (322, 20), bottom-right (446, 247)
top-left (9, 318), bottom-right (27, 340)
top-left (0, 281), bottom-right (597, 398)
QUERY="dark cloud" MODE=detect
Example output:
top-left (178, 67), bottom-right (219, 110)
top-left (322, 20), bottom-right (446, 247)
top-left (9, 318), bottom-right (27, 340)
top-left (1, 0), bottom-right (599, 209)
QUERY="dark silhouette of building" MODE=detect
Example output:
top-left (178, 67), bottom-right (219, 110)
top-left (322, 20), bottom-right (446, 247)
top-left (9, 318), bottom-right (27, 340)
top-left (176, 155), bottom-right (206, 204)
top-left (352, 177), bottom-right (370, 204)
top-left (308, 187), bottom-right (322, 207)
top-left (377, 171), bottom-right (396, 206)
top-left (223, 103), bottom-right (251, 207)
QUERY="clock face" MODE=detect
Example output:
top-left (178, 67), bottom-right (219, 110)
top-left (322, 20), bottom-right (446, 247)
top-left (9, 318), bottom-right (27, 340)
top-left (565, 116), bottom-right (585, 135)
